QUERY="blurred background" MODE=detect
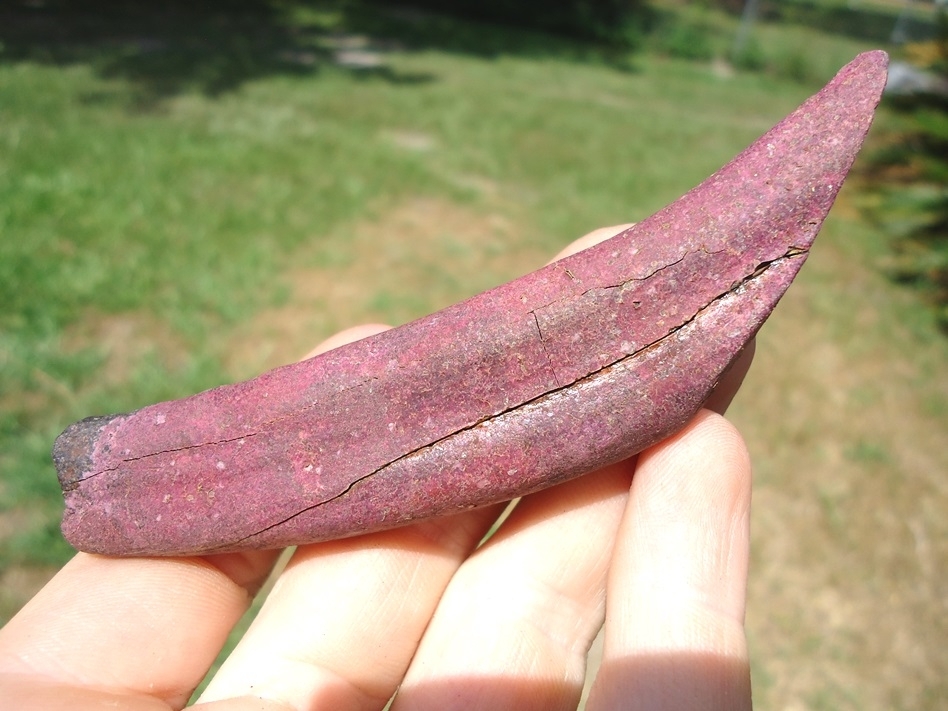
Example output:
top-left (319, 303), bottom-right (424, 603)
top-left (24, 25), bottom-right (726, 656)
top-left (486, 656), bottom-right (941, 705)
top-left (1, 0), bottom-right (946, 708)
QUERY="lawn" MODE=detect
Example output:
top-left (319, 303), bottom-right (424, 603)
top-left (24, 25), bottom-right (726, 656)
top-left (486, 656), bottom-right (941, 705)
top-left (2, 1), bottom-right (947, 709)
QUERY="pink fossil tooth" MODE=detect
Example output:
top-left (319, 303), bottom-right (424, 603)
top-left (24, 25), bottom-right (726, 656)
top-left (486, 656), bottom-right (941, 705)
top-left (53, 52), bottom-right (888, 557)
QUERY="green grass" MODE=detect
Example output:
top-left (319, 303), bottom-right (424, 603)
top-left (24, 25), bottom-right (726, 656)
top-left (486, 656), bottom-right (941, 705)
top-left (4, 3), bottom-right (874, 579)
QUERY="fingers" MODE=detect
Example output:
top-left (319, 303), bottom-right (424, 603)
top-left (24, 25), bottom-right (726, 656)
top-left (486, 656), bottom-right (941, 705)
top-left (389, 462), bottom-right (635, 711)
top-left (196, 507), bottom-right (507, 710)
top-left (587, 410), bottom-right (753, 711)
top-left (388, 410), bottom-right (752, 711)
top-left (0, 325), bottom-right (390, 711)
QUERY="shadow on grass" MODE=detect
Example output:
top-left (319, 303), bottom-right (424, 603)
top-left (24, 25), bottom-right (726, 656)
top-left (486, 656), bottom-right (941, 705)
top-left (719, 0), bottom-right (938, 44)
top-left (0, 0), bottom-right (639, 107)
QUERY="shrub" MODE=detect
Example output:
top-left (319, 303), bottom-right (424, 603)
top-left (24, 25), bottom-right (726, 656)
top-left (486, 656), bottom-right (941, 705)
top-left (375, 0), bottom-right (651, 44)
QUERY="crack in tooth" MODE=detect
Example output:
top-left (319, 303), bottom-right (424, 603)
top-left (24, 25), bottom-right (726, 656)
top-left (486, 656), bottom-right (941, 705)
top-left (231, 250), bottom-right (808, 545)
top-left (85, 248), bottom-right (810, 546)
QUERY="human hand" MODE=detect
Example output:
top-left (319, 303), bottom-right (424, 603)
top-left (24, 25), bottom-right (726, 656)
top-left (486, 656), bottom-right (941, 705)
top-left (0, 228), bottom-right (754, 711)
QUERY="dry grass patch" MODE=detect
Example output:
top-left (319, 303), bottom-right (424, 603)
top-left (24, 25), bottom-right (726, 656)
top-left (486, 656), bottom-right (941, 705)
top-left (223, 196), bottom-right (549, 377)
top-left (730, 206), bottom-right (948, 710)
top-left (62, 311), bottom-right (192, 389)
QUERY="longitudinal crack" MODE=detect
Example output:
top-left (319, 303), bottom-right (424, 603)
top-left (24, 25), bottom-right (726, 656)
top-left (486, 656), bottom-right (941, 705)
top-left (108, 250), bottom-right (734, 483)
top-left (229, 248), bottom-right (806, 545)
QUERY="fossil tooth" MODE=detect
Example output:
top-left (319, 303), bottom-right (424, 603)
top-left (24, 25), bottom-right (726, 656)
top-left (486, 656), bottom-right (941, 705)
top-left (53, 52), bottom-right (888, 556)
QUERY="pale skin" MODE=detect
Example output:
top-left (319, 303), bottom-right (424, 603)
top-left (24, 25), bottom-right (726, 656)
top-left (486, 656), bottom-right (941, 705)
top-left (0, 227), bottom-right (755, 710)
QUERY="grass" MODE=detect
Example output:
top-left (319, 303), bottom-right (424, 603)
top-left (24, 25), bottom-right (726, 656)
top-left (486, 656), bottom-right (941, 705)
top-left (2, 1), bottom-right (948, 708)
top-left (0, 7), bottom-right (830, 573)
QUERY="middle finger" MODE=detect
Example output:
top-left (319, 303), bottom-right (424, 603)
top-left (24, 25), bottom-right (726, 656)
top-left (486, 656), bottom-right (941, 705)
top-left (390, 460), bottom-right (635, 711)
